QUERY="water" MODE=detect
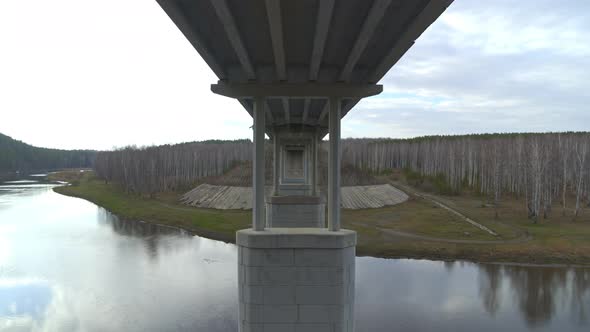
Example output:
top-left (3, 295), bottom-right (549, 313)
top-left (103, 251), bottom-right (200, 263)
top-left (0, 181), bottom-right (588, 331)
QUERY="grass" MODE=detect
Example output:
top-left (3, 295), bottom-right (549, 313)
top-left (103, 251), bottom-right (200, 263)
top-left (52, 171), bottom-right (250, 242)
top-left (432, 193), bottom-right (590, 259)
top-left (344, 197), bottom-right (503, 241)
top-left (349, 195), bottom-right (590, 264)
top-left (50, 171), bottom-right (590, 265)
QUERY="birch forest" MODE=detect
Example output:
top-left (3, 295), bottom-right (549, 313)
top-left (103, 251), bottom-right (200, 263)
top-left (94, 132), bottom-right (590, 221)
top-left (94, 140), bottom-right (252, 195)
top-left (342, 132), bottom-right (590, 221)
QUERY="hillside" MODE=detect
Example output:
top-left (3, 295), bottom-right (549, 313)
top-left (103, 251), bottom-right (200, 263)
top-left (0, 132), bottom-right (96, 174)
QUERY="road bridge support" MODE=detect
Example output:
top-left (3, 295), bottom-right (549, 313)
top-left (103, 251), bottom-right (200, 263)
top-left (155, 1), bottom-right (455, 330)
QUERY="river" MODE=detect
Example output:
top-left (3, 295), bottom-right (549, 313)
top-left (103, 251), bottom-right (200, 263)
top-left (0, 180), bottom-right (588, 331)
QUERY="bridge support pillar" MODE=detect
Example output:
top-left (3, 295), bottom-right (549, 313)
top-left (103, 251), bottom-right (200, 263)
top-left (237, 228), bottom-right (356, 332)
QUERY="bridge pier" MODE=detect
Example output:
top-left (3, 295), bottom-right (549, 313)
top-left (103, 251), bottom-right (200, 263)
top-left (237, 228), bottom-right (356, 331)
top-left (234, 91), bottom-right (357, 332)
top-left (155, 2), bottom-right (455, 330)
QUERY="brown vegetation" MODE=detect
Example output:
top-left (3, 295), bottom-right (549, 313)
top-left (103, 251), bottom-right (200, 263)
top-left (343, 133), bottom-right (590, 222)
top-left (93, 133), bottom-right (590, 222)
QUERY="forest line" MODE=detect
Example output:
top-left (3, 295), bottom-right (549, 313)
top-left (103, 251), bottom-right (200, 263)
top-left (0, 132), bottom-right (95, 174)
top-left (93, 132), bottom-right (590, 221)
top-left (343, 132), bottom-right (590, 221)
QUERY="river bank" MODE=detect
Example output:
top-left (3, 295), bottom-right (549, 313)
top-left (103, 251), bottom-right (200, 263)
top-left (51, 171), bottom-right (590, 265)
top-left (5, 181), bottom-right (589, 331)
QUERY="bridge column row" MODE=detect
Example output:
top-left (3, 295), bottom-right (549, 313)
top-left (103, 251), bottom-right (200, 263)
top-left (251, 96), bottom-right (341, 232)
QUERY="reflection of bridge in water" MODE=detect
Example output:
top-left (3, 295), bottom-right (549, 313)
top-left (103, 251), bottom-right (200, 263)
top-left (96, 205), bottom-right (590, 329)
top-left (3, 181), bottom-right (589, 331)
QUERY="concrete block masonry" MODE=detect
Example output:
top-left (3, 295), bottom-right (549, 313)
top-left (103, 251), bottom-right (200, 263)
top-left (237, 228), bottom-right (356, 332)
top-left (181, 184), bottom-right (408, 210)
top-left (266, 199), bottom-right (325, 228)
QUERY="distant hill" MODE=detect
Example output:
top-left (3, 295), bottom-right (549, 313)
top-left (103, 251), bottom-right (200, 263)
top-left (0, 133), bottom-right (96, 173)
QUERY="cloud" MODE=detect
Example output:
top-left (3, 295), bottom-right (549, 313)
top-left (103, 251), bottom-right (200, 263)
top-left (0, 0), bottom-right (587, 148)
top-left (346, 0), bottom-right (590, 138)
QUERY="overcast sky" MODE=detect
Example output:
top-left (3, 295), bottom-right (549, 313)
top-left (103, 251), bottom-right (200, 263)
top-left (0, 0), bottom-right (588, 150)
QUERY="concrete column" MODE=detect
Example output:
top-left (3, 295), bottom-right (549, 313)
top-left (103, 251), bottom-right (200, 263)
top-left (273, 136), bottom-right (280, 196)
top-left (328, 97), bottom-right (341, 232)
top-left (253, 96), bottom-right (266, 231)
top-left (237, 228), bottom-right (356, 332)
top-left (311, 131), bottom-right (318, 196)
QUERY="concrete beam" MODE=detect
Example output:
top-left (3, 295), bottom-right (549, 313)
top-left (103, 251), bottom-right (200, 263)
top-left (211, 83), bottom-right (382, 98)
top-left (318, 100), bottom-right (329, 124)
top-left (272, 119), bottom-right (318, 127)
top-left (318, 99), bottom-right (358, 131)
top-left (369, 41), bottom-right (413, 83)
top-left (265, 0), bottom-right (287, 81)
top-left (309, 0), bottom-right (335, 81)
top-left (302, 98), bottom-right (311, 124)
top-left (238, 99), bottom-right (253, 117)
top-left (273, 136), bottom-right (280, 196)
top-left (339, 0), bottom-right (392, 82)
top-left (369, 0), bottom-right (453, 83)
top-left (253, 97), bottom-right (266, 231)
top-left (341, 98), bottom-right (360, 118)
top-left (210, 0), bottom-right (256, 80)
top-left (156, 0), bottom-right (226, 79)
top-left (311, 130), bottom-right (318, 197)
top-left (328, 97), bottom-right (341, 232)
top-left (282, 98), bottom-right (290, 123)
top-left (265, 99), bottom-right (274, 124)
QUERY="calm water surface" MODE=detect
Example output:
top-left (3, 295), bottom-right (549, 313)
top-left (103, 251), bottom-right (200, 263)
top-left (0, 181), bottom-right (588, 331)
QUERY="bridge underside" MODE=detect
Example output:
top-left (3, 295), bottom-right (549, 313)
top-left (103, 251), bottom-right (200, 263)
top-left (157, 0), bottom-right (452, 137)
top-left (156, 1), bottom-right (453, 331)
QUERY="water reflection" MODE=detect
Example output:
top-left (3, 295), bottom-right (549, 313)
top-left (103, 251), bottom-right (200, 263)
top-left (355, 259), bottom-right (590, 331)
top-left (0, 182), bottom-right (589, 331)
top-left (98, 210), bottom-right (188, 238)
top-left (572, 270), bottom-right (590, 324)
top-left (478, 264), bottom-right (502, 316)
top-left (0, 279), bottom-right (51, 321)
top-left (507, 266), bottom-right (567, 327)
top-left (0, 183), bottom-right (238, 332)
top-left (477, 264), bottom-right (590, 328)
top-left (96, 210), bottom-right (190, 261)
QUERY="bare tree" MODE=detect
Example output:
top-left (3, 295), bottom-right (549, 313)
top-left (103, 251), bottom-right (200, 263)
top-left (573, 138), bottom-right (588, 219)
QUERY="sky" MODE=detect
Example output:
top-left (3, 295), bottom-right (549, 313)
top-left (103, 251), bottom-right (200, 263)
top-left (0, 0), bottom-right (588, 150)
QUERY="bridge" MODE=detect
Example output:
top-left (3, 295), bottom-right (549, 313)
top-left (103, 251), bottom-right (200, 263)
top-left (155, 0), bottom-right (453, 330)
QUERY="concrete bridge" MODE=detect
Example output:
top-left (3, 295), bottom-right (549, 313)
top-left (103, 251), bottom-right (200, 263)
top-left (155, 0), bottom-right (453, 330)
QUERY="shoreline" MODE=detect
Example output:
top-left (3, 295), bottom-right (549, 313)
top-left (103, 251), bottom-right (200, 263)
top-left (53, 193), bottom-right (590, 268)
top-left (58, 190), bottom-right (590, 269)
top-left (53, 183), bottom-right (590, 267)
top-left (53, 184), bottom-right (243, 244)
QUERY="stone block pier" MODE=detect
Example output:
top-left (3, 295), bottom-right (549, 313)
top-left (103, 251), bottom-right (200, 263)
top-left (237, 228), bottom-right (356, 331)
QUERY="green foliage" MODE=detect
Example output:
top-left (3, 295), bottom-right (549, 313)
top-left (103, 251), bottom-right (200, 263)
top-left (0, 132), bottom-right (96, 173)
top-left (54, 172), bottom-right (250, 242)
